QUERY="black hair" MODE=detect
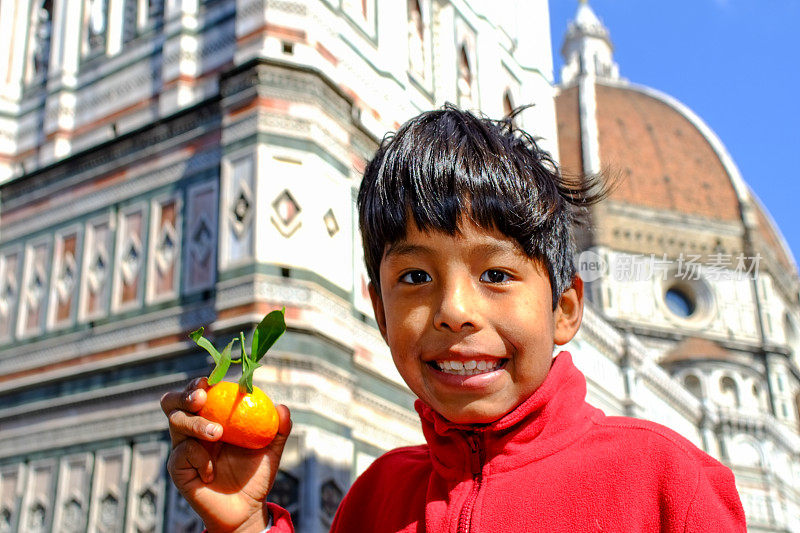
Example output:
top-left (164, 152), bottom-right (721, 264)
top-left (357, 104), bottom-right (608, 308)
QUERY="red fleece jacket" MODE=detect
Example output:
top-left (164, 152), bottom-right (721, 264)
top-left (267, 351), bottom-right (746, 532)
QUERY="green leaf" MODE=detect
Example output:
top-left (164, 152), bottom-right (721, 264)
top-left (239, 351), bottom-right (258, 394)
top-left (208, 338), bottom-right (236, 385)
top-left (251, 308), bottom-right (286, 363)
top-left (189, 327), bottom-right (221, 364)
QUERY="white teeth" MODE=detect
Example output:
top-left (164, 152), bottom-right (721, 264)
top-left (436, 359), bottom-right (501, 376)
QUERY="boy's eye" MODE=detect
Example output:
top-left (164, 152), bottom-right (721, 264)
top-left (480, 269), bottom-right (511, 283)
top-left (400, 270), bottom-right (431, 284)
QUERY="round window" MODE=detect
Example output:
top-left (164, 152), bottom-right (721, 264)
top-left (665, 286), bottom-right (696, 318)
top-left (658, 275), bottom-right (714, 328)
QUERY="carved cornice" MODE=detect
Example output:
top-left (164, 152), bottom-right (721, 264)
top-left (2, 149), bottom-right (220, 242)
top-left (2, 101), bottom-right (221, 208)
top-left (0, 306), bottom-right (215, 378)
top-left (0, 405), bottom-right (165, 460)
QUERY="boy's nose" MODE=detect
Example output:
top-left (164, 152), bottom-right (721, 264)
top-left (434, 282), bottom-right (477, 332)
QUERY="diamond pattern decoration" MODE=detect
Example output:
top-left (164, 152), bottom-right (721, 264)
top-left (87, 248), bottom-right (108, 294)
top-left (62, 498), bottom-right (83, 532)
top-left (138, 487), bottom-right (157, 526)
top-left (99, 493), bottom-right (118, 529)
top-left (273, 190), bottom-right (300, 227)
top-left (1, 507), bottom-right (12, 532)
top-left (27, 502), bottom-right (46, 532)
top-left (190, 215), bottom-right (213, 265)
top-left (271, 189), bottom-right (302, 237)
top-left (56, 251), bottom-right (77, 303)
top-left (155, 222), bottom-right (178, 275)
top-left (27, 267), bottom-right (46, 306)
top-left (323, 208), bottom-right (339, 237)
top-left (229, 181), bottom-right (254, 238)
top-left (320, 479), bottom-right (343, 521)
top-left (0, 274), bottom-right (16, 315)
top-left (120, 235), bottom-right (143, 286)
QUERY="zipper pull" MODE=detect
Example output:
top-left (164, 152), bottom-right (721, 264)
top-left (467, 434), bottom-right (482, 477)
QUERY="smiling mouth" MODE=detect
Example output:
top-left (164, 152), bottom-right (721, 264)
top-left (431, 359), bottom-right (508, 376)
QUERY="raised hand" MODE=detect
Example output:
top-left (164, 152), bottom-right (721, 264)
top-left (161, 378), bottom-right (292, 533)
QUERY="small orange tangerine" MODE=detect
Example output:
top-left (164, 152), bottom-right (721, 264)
top-left (198, 381), bottom-right (279, 449)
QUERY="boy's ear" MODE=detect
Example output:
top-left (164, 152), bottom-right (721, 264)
top-left (553, 275), bottom-right (584, 346)
top-left (368, 282), bottom-right (388, 342)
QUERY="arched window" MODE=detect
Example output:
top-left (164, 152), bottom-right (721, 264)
top-left (683, 374), bottom-right (702, 399)
top-left (407, 0), bottom-right (424, 77)
top-left (457, 44), bottom-right (473, 108)
top-left (720, 375), bottom-right (740, 409)
top-left (84, 0), bottom-right (109, 56)
top-left (122, 0), bottom-right (164, 43)
top-left (28, 0), bottom-right (53, 82)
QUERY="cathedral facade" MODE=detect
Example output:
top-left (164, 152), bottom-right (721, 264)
top-left (0, 0), bottom-right (797, 531)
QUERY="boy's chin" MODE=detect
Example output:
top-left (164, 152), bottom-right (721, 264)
top-left (440, 405), bottom-right (508, 426)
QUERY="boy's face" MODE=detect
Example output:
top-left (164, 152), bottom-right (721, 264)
top-left (369, 220), bottom-right (584, 425)
top-left (370, 218), bottom-right (583, 424)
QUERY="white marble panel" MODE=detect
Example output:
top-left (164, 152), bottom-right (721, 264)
top-left (89, 446), bottom-right (130, 533)
top-left (126, 441), bottom-right (167, 533)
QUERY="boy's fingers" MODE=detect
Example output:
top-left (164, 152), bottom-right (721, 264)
top-left (266, 405), bottom-right (292, 458)
top-left (166, 409), bottom-right (222, 448)
top-left (276, 404), bottom-right (292, 437)
top-left (168, 438), bottom-right (215, 485)
top-left (160, 378), bottom-right (209, 416)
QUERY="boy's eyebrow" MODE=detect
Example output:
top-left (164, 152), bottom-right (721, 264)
top-left (383, 241), bottom-right (428, 260)
top-left (383, 240), bottom-right (523, 260)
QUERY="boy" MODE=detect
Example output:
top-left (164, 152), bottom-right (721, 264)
top-left (161, 106), bottom-right (746, 532)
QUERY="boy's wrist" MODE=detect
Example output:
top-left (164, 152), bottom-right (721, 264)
top-left (206, 502), bottom-right (271, 533)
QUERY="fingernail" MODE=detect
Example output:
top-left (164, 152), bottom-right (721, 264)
top-left (205, 423), bottom-right (219, 437)
top-left (188, 391), bottom-right (199, 403)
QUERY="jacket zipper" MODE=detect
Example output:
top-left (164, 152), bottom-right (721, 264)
top-left (456, 434), bottom-right (484, 533)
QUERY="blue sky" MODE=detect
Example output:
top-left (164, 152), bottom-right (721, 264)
top-left (548, 0), bottom-right (800, 267)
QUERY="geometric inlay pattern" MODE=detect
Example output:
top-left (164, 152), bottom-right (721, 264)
top-left (99, 493), bottom-right (118, 529)
top-left (120, 235), bottom-right (143, 286)
top-left (271, 189), bottom-right (302, 238)
top-left (320, 479), bottom-right (343, 521)
top-left (56, 251), bottom-right (78, 303)
top-left (27, 265), bottom-right (46, 307)
top-left (190, 215), bottom-right (213, 265)
top-left (230, 181), bottom-right (254, 239)
top-left (323, 208), bottom-right (339, 237)
top-left (155, 222), bottom-right (178, 275)
top-left (87, 247), bottom-right (108, 294)
top-left (272, 189), bottom-right (300, 227)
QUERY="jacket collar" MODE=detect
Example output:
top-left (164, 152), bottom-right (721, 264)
top-left (415, 351), bottom-right (599, 479)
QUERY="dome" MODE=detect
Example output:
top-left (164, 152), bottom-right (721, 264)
top-left (557, 83), bottom-right (740, 222)
top-left (555, 80), bottom-right (798, 273)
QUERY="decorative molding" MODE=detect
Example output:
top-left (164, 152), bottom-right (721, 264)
top-left (0, 305), bottom-right (215, 376)
top-left (3, 103), bottom-right (220, 211)
top-left (0, 373), bottom-right (190, 422)
top-left (0, 405), bottom-right (166, 459)
top-left (2, 148), bottom-right (220, 243)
